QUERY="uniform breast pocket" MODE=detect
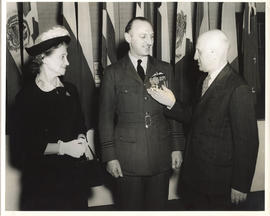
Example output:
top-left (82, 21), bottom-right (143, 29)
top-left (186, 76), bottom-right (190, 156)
top-left (116, 85), bottom-right (139, 113)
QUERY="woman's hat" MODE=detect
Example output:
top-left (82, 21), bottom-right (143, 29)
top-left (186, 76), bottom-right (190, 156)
top-left (25, 26), bottom-right (71, 56)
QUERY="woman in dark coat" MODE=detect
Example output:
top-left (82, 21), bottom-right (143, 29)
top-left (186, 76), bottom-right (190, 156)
top-left (15, 26), bottom-right (92, 210)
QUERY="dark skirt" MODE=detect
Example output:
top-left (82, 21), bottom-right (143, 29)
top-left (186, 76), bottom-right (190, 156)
top-left (20, 155), bottom-right (89, 211)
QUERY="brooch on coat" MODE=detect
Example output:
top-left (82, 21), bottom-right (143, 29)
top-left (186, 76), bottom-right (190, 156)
top-left (148, 71), bottom-right (168, 89)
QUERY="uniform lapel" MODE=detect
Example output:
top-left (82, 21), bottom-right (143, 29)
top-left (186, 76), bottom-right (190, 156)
top-left (146, 56), bottom-right (156, 79)
top-left (122, 54), bottom-right (145, 84)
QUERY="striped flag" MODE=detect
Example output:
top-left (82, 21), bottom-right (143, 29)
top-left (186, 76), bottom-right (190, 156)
top-left (174, 2), bottom-right (194, 103)
top-left (221, 2), bottom-right (239, 72)
top-left (156, 2), bottom-right (170, 63)
top-left (242, 3), bottom-right (260, 103)
top-left (195, 2), bottom-right (210, 41)
top-left (22, 2), bottom-right (39, 65)
top-left (78, 3), bottom-right (94, 75)
top-left (101, 2), bottom-right (117, 68)
top-left (63, 2), bottom-right (97, 131)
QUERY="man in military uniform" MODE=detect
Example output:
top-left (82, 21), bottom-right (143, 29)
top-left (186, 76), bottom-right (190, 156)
top-left (99, 17), bottom-right (185, 210)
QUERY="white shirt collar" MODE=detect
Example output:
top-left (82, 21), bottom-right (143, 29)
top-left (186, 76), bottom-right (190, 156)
top-left (208, 63), bottom-right (227, 86)
top-left (128, 52), bottom-right (148, 73)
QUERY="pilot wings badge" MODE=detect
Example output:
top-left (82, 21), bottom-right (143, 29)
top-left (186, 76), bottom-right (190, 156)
top-left (148, 72), bottom-right (168, 89)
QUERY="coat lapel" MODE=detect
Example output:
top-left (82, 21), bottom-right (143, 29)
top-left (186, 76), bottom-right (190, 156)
top-left (121, 54), bottom-right (143, 84)
top-left (146, 56), bottom-right (157, 79)
top-left (199, 64), bottom-right (232, 103)
top-left (121, 55), bottom-right (157, 85)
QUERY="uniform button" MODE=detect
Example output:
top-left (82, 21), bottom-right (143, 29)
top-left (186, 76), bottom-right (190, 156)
top-left (144, 96), bottom-right (148, 100)
top-left (124, 89), bottom-right (128, 93)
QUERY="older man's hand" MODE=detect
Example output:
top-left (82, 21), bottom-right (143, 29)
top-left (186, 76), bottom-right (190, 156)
top-left (147, 85), bottom-right (176, 109)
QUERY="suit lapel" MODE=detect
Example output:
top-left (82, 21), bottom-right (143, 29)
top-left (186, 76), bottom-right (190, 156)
top-left (199, 64), bottom-right (231, 103)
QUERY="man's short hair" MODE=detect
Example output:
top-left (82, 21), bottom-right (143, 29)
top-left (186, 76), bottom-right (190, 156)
top-left (125, 17), bottom-right (151, 33)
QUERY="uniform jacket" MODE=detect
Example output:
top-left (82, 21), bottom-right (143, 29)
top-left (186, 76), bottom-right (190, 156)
top-left (99, 54), bottom-right (185, 176)
top-left (165, 64), bottom-right (259, 194)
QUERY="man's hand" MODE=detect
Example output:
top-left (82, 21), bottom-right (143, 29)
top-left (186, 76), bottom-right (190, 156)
top-left (106, 160), bottom-right (123, 178)
top-left (171, 151), bottom-right (182, 169)
top-left (147, 85), bottom-right (176, 109)
top-left (231, 188), bottom-right (247, 204)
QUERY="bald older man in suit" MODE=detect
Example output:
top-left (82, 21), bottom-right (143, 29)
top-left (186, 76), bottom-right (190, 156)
top-left (148, 30), bottom-right (259, 210)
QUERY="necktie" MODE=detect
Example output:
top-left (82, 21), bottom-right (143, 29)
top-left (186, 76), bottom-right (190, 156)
top-left (201, 75), bottom-right (211, 96)
top-left (137, 59), bottom-right (145, 81)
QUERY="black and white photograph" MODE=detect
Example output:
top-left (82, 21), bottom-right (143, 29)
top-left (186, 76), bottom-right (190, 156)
top-left (2, 1), bottom-right (269, 215)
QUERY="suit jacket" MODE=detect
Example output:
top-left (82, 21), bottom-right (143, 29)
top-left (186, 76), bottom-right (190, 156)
top-left (99, 54), bottom-right (185, 176)
top-left (166, 64), bottom-right (259, 194)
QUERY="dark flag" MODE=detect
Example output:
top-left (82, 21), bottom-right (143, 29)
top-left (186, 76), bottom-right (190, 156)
top-left (174, 2), bottom-right (194, 104)
top-left (63, 2), bottom-right (97, 135)
top-left (242, 3), bottom-right (260, 104)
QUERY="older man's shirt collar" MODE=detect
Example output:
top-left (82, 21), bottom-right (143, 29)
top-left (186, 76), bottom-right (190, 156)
top-left (208, 62), bottom-right (227, 87)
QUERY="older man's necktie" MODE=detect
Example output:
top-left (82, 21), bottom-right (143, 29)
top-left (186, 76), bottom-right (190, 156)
top-left (137, 59), bottom-right (145, 81)
top-left (201, 75), bottom-right (211, 96)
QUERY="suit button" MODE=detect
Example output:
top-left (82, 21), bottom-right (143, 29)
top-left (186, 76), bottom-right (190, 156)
top-left (124, 89), bottom-right (128, 93)
top-left (144, 96), bottom-right (148, 100)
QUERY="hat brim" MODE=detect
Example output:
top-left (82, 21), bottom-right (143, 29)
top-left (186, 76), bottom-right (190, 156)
top-left (25, 35), bottom-right (71, 56)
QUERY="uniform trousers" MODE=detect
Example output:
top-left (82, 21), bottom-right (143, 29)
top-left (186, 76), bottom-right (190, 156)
top-left (116, 171), bottom-right (170, 210)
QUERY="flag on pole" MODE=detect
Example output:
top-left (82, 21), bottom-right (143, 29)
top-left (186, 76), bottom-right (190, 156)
top-left (22, 2), bottom-right (39, 65)
top-left (195, 2), bottom-right (209, 41)
top-left (6, 2), bottom-right (22, 133)
top-left (7, 2), bottom-right (22, 71)
top-left (242, 3), bottom-right (260, 103)
top-left (221, 2), bottom-right (239, 72)
top-left (63, 2), bottom-right (97, 130)
top-left (101, 2), bottom-right (117, 68)
top-left (135, 2), bottom-right (152, 21)
top-left (78, 3), bottom-right (94, 75)
top-left (135, 2), bottom-right (144, 17)
top-left (174, 2), bottom-right (194, 103)
top-left (63, 2), bottom-right (79, 84)
top-left (156, 2), bottom-right (170, 63)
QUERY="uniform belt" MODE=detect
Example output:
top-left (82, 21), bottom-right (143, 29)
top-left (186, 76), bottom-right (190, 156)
top-left (117, 112), bottom-right (164, 128)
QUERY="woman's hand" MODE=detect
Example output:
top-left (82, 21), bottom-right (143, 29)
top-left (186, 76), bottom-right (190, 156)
top-left (78, 137), bottom-right (94, 160)
top-left (58, 139), bottom-right (85, 158)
